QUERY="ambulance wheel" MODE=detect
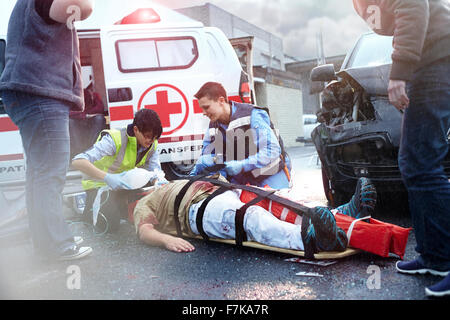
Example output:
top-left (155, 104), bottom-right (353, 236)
top-left (162, 162), bottom-right (195, 180)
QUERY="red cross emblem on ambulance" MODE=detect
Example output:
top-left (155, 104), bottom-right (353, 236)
top-left (138, 84), bottom-right (189, 136)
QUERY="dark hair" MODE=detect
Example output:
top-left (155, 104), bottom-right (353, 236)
top-left (194, 82), bottom-right (228, 103)
top-left (133, 109), bottom-right (163, 139)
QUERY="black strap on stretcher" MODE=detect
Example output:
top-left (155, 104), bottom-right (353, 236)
top-left (233, 189), bottom-right (276, 246)
top-left (173, 174), bottom-right (208, 237)
top-left (196, 186), bottom-right (229, 241)
top-left (173, 165), bottom-right (226, 236)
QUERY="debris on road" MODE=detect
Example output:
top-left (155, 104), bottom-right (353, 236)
top-left (295, 272), bottom-right (323, 277)
top-left (285, 258), bottom-right (337, 267)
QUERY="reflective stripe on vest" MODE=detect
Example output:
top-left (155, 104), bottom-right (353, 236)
top-left (228, 116), bottom-right (251, 130)
top-left (250, 157), bottom-right (282, 178)
top-left (82, 128), bottom-right (157, 190)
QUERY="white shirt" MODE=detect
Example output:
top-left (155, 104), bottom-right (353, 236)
top-left (73, 133), bottom-right (162, 172)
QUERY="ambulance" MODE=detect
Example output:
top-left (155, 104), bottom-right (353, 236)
top-left (0, 3), bottom-right (253, 186)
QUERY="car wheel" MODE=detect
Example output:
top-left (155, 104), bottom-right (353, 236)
top-left (331, 189), bottom-right (352, 207)
top-left (321, 167), bottom-right (352, 207)
top-left (162, 161), bottom-right (196, 180)
top-left (321, 167), bottom-right (334, 204)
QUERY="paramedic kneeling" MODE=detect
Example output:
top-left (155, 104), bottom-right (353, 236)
top-left (72, 109), bottom-right (167, 233)
top-left (191, 82), bottom-right (292, 189)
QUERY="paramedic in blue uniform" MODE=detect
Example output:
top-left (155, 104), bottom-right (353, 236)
top-left (0, 0), bottom-right (94, 261)
top-left (191, 82), bottom-right (292, 189)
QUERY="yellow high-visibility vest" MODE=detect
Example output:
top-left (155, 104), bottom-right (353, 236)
top-left (82, 128), bottom-right (158, 190)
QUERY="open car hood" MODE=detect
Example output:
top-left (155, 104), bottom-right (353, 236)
top-left (337, 63), bottom-right (391, 96)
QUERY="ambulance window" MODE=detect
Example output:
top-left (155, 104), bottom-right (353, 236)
top-left (116, 37), bottom-right (198, 72)
top-left (117, 40), bottom-right (159, 70)
top-left (157, 39), bottom-right (197, 68)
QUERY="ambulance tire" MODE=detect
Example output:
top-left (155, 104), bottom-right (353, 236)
top-left (162, 162), bottom-right (196, 180)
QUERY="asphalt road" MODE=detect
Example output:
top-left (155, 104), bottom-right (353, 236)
top-left (0, 145), bottom-right (446, 303)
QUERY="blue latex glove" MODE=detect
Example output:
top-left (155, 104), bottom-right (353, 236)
top-left (225, 160), bottom-right (244, 176)
top-left (104, 172), bottom-right (132, 190)
top-left (155, 178), bottom-right (169, 187)
top-left (190, 154), bottom-right (216, 176)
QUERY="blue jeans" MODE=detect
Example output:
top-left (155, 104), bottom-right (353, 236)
top-left (1, 90), bottom-right (75, 257)
top-left (399, 56), bottom-right (450, 271)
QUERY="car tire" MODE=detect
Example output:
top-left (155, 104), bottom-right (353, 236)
top-left (321, 167), bottom-right (352, 207)
top-left (162, 161), bottom-right (196, 181)
top-left (321, 167), bottom-right (334, 204)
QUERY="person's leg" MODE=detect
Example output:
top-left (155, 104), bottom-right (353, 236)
top-left (2, 91), bottom-right (75, 257)
top-left (97, 189), bottom-right (137, 233)
top-left (244, 205), bottom-right (304, 250)
top-left (398, 57), bottom-right (450, 272)
top-left (259, 169), bottom-right (290, 189)
top-left (335, 177), bottom-right (377, 218)
top-left (81, 189), bottom-right (97, 224)
top-left (303, 206), bottom-right (348, 253)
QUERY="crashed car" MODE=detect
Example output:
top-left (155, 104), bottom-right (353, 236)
top-left (310, 32), bottom-right (450, 208)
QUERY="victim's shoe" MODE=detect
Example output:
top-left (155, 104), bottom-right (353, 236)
top-left (336, 177), bottom-right (377, 218)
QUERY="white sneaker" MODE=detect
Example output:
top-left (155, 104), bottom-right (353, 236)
top-left (58, 245), bottom-right (92, 261)
top-left (74, 236), bottom-right (84, 245)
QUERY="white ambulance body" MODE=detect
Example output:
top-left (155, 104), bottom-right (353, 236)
top-left (0, 34), bottom-right (25, 185)
top-left (0, 4), bottom-right (251, 185)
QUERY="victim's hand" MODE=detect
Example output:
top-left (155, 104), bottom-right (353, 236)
top-left (164, 236), bottom-right (195, 253)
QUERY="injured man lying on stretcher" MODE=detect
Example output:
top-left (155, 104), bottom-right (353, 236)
top-left (132, 174), bottom-right (381, 255)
